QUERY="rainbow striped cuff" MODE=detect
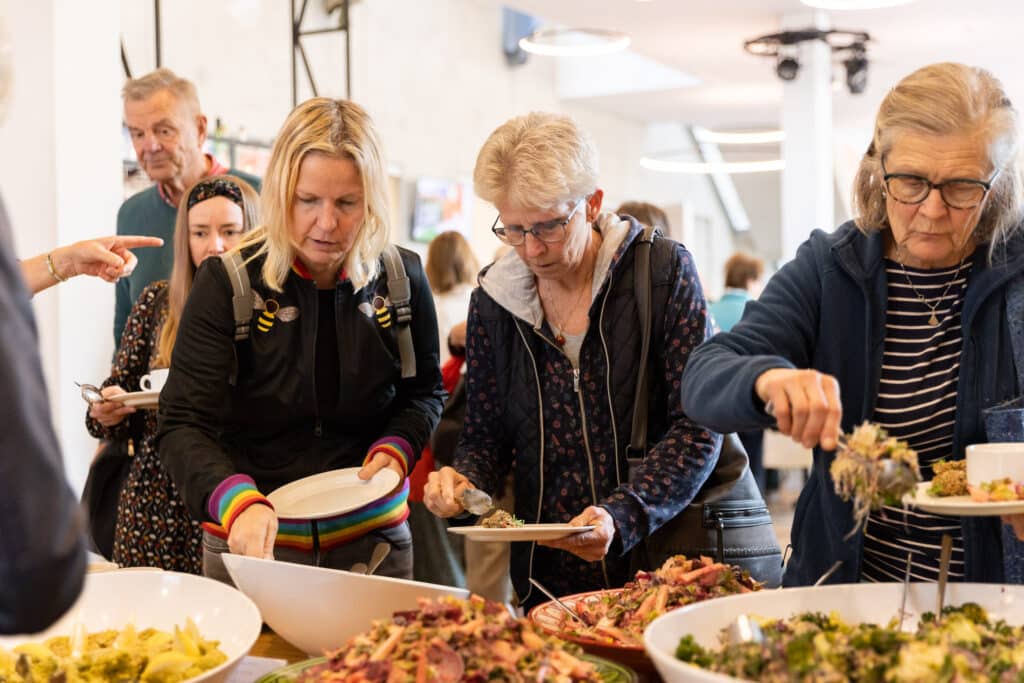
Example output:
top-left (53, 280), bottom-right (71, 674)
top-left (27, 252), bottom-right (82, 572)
top-left (275, 479), bottom-right (410, 551)
top-left (362, 437), bottom-right (413, 477)
top-left (208, 474), bottom-right (273, 532)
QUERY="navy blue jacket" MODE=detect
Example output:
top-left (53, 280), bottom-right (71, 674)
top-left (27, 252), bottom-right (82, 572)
top-left (681, 221), bottom-right (1022, 586)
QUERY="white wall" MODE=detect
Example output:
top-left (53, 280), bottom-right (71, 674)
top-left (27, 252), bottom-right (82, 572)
top-left (1, 0), bottom-right (123, 493)
top-left (121, 0), bottom-right (734, 280)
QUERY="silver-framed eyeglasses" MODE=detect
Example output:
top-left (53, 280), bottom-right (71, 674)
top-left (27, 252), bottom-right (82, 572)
top-left (881, 157), bottom-right (999, 210)
top-left (491, 198), bottom-right (585, 246)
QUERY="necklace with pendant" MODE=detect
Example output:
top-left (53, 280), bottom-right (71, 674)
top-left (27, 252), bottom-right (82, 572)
top-left (897, 256), bottom-right (966, 327)
top-left (543, 278), bottom-right (591, 346)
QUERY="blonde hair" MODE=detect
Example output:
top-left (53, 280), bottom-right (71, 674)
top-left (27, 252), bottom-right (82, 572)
top-left (122, 67), bottom-right (201, 117)
top-left (852, 62), bottom-right (1024, 257)
top-left (235, 98), bottom-right (391, 292)
top-left (425, 231), bottom-right (480, 294)
top-left (473, 112), bottom-right (599, 210)
top-left (155, 175), bottom-right (260, 366)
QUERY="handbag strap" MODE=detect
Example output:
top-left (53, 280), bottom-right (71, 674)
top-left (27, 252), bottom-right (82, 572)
top-left (629, 223), bottom-right (659, 456)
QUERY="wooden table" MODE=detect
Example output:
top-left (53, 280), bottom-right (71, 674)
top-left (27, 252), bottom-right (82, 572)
top-left (249, 629), bottom-right (309, 664)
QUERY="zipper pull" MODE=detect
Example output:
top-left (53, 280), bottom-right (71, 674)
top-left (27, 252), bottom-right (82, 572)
top-left (314, 419), bottom-right (323, 437)
top-left (573, 368), bottom-right (580, 393)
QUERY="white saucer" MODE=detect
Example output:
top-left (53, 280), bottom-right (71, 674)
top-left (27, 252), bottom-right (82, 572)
top-left (448, 524), bottom-right (595, 542)
top-left (107, 390), bottom-right (160, 409)
top-left (903, 481), bottom-right (1024, 516)
top-left (267, 467), bottom-right (401, 520)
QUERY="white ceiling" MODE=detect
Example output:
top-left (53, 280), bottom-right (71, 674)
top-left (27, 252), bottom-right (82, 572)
top-left (503, 0), bottom-right (1024, 132)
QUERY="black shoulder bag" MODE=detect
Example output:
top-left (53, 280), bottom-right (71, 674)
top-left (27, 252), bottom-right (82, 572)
top-left (627, 225), bottom-right (783, 586)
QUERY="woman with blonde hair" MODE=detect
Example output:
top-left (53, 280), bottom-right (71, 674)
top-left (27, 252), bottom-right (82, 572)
top-left (682, 62), bottom-right (1024, 586)
top-left (86, 174), bottom-right (260, 571)
top-left (157, 98), bottom-right (444, 579)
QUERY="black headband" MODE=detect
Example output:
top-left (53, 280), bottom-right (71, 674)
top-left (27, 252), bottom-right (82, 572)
top-left (187, 177), bottom-right (244, 211)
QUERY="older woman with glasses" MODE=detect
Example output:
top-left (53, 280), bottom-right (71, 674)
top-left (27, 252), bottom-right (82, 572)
top-left (423, 112), bottom-right (732, 607)
top-left (681, 62), bottom-right (1024, 586)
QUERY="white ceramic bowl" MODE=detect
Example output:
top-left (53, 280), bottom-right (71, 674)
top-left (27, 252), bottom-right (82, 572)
top-left (644, 582), bottom-right (1024, 683)
top-left (966, 442), bottom-right (1024, 485)
top-left (222, 554), bottom-right (470, 655)
top-left (0, 569), bottom-right (261, 683)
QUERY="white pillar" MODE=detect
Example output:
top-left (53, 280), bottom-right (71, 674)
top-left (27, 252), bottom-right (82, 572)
top-left (780, 9), bottom-right (834, 262)
top-left (0, 0), bottom-right (122, 493)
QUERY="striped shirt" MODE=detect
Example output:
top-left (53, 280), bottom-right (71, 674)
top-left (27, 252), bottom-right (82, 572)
top-left (861, 258), bottom-right (972, 583)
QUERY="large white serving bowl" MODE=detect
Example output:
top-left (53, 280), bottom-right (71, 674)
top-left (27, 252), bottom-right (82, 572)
top-left (222, 554), bottom-right (470, 655)
top-left (644, 582), bottom-right (1024, 683)
top-left (0, 569), bottom-right (261, 683)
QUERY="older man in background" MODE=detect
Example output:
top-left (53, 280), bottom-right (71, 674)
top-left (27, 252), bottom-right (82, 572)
top-left (115, 68), bottom-right (260, 345)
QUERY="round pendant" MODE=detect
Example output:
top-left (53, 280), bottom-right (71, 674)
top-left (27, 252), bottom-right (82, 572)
top-left (554, 333), bottom-right (566, 346)
top-left (928, 313), bottom-right (939, 326)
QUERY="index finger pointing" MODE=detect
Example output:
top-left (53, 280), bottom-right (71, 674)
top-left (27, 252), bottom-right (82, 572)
top-left (117, 236), bottom-right (165, 249)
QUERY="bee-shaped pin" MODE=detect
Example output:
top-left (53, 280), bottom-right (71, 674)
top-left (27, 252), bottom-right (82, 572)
top-left (373, 295), bottom-right (392, 328)
top-left (257, 299), bottom-right (279, 332)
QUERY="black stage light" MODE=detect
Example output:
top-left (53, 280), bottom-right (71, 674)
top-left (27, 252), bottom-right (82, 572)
top-left (844, 47), bottom-right (868, 94)
top-left (776, 55), bottom-right (800, 81)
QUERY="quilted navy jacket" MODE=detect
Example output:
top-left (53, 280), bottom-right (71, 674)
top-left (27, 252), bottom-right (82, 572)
top-left (454, 215), bottom-right (721, 606)
top-left (681, 221), bottom-right (1024, 586)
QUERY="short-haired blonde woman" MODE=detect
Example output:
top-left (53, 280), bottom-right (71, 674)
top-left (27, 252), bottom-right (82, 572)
top-left (423, 112), bottom-right (777, 607)
top-left (157, 99), bottom-right (444, 580)
top-left (87, 175), bottom-right (260, 572)
top-left (682, 62), bottom-right (1024, 586)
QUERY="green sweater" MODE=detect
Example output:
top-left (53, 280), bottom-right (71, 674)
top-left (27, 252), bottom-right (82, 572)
top-left (113, 169), bottom-right (260, 347)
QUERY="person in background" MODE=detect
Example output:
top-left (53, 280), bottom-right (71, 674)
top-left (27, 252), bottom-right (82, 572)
top-left (21, 235), bottom-right (164, 296)
top-left (402, 231), bottom-right (480, 588)
top-left (86, 176), bottom-right (260, 573)
top-left (425, 231), bottom-right (479, 364)
top-left (424, 112), bottom-right (724, 607)
top-left (616, 201), bottom-right (670, 234)
top-left (681, 62), bottom-right (1024, 586)
top-left (157, 98), bottom-right (445, 580)
top-left (709, 252), bottom-right (768, 493)
top-left (709, 252), bottom-right (764, 333)
top-left (116, 68), bottom-right (261, 346)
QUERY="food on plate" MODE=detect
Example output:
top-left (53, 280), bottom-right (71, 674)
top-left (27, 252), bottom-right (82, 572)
top-left (554, 555), bottom-right (760, 647)
top-left (297, 595), bottom-right (601, 682)
top-left (480, 510), bottom-right (525, 529)
top-left (0, 618), bottom-right (227, 683)
top-left (969, 477), bottom-right (1024, 502)
top-left (928, 460), bottom-right (968, 497)
top-left (830, 421), bottom-right (921, 536)
top-left (675, 603), bottom-right (1024, 682)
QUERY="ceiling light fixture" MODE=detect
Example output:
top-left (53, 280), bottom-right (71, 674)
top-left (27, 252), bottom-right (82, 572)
top-left (519, 27), bottom-right (631, 57)
top-left (800, 0), bottom-right (915, 9)
top-left (693, 129), bottom-right (785, 145)
top-left (744, 28), bottom-right (871, 95)
top-left (640, 157), bottom-right (785, 174)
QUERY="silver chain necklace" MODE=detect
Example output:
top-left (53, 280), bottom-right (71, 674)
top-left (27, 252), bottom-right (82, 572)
top-left (897, 257), bottom-right (967, 327)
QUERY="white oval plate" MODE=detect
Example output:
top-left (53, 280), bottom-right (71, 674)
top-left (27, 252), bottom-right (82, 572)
top-left (267, 467), bottom-right (401, 520)
top-left (447, 523), bottom-right (595, 542)
top-left (903, 481), bottom-right (1024, 516)
top-left (107, 390), bottom-right (160, 409)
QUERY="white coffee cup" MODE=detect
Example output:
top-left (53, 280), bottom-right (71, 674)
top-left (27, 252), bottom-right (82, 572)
top-left (140, 368), bottom-right (169, 393)
top-left (966, 442), bottom-right (1024, 486)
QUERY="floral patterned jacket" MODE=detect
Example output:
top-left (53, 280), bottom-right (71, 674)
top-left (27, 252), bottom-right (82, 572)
top-left (454, 214), bottom-right (722, 605)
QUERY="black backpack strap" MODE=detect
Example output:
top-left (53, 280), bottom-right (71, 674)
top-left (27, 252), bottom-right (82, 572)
top-left (381, 244), bottom-right (417, 379)
top-left (628, 224), bottom-right (659, 459)
top-left (220, 251), bottom-right (253, 385)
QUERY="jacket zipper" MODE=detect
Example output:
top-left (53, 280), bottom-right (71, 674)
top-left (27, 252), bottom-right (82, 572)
top-left (312, 282), bottom-right (322, 440)
top-left (596, 286), bottom-right (620, 485)
top-left (532, 326), bottom-right (611, 589)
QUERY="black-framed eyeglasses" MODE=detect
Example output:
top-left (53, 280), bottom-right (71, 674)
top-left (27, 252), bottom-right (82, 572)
top-left (491, 198), bottom-right (586, 246)
top-left (881, 157), bottom-right (998, 210)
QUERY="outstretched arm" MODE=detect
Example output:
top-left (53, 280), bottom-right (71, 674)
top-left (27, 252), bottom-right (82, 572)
top-left (22, 235), bottom-right (163, 295)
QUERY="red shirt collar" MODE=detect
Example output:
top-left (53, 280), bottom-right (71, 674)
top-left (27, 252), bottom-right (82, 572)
top-left (156, 154), bottom-right (230, 208)
top-left (291, 258), bottom-right (347, 283)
